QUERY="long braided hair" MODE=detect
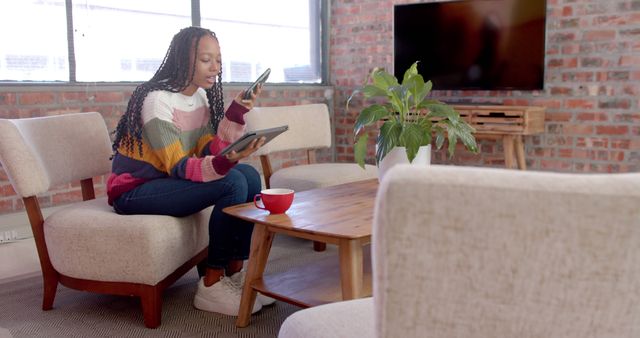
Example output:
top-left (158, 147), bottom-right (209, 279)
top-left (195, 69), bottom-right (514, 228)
top-left (112, 26), bottom-right (225, 156)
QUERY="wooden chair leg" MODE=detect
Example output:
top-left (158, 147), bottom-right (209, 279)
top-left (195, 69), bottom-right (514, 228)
top-left (141, 286), bottom-right (162, 329)
top-left (313, 241), bottom-right (326, 252)
top-left (42, 274), bottom-right (59, 310)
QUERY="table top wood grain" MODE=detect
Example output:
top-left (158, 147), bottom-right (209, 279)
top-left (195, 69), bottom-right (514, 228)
top-left (223, 179), bottom-right (378, 240)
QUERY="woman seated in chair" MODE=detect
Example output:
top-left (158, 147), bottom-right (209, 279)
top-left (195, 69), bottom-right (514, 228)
top-left (108, 26), bottom-right (273, 316)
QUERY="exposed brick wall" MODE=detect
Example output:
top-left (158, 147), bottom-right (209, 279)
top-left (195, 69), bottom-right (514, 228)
top-left (331, 0), bottom-right (640, 172)
top-left (0, 85), bottom-right (333, 214)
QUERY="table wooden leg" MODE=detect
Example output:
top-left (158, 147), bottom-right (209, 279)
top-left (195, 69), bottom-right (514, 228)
top-left (503, 135), bottom-right (515, 169)
top-left (236, 224), bottom-right (274, 328)
top-left (514, 135), bottom-right (527, 170)
top-left (338, 238), bottom-right (363, 299)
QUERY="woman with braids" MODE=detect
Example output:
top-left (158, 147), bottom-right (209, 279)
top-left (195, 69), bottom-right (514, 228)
top-left (107, 26), bottom-right (273, 316)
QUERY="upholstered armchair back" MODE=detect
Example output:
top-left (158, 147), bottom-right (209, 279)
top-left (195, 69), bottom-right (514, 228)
top-left (0, 112), bottom-right (112, 197)
top-left (245, 103), bottom-right (332, 155)
top-left (374, 165), bottom-right (640, 337)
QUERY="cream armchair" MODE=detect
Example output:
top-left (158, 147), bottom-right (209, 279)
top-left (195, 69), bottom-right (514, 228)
top-left (279, 165), bottom-right (640, 338)
top-left (245, 103), bottom-right (377, 191)
top-left (245, 103), bottom-right (377, 251)
top-left (0, 112), bottom-right (210, 328)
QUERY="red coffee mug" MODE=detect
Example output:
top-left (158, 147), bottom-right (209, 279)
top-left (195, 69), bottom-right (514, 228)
top-left (253, 188), bottom-right (295, 214)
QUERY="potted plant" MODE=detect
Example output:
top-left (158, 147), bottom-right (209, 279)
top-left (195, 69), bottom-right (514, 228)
top-left (346, 61), bottom-right (478, 177)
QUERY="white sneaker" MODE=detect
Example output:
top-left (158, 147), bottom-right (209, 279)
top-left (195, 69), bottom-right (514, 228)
top-left (193, 276), bottom-right (262, 316)
top-left (230, 271), bottom-right (277, 306)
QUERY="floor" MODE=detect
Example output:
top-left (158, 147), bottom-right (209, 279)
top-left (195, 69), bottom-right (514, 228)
top-left (0, 238), bottom-right (40, 284)
top-left (0, 206), bottom-right (64, 285)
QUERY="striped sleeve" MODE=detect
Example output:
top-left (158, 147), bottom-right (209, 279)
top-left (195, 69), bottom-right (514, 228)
top-left (205, 100), bottom-right (249, 156)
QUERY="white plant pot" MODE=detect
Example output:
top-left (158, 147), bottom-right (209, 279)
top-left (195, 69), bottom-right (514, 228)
top-left (378, 145), bottom-right (431, 182)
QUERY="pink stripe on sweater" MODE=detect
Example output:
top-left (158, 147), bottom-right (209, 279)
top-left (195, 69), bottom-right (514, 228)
top-left (202, 155), bottom-right (227, 181)
top-left (171, 106), bottom-right (209, 131)
top-left (185, 155), bottom-right (228, 182)
top-left (185, 157), bottom-right (204, 182)
top-left (216, 118), bottom-right (245, 146)
top-left (207, 100), bottom-right (248, 155)
top-left (209, 137), bottom-right (231, 156)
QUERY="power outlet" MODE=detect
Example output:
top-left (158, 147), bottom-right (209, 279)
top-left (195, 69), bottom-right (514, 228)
top-left (0, 230), bottom-right (20, 244)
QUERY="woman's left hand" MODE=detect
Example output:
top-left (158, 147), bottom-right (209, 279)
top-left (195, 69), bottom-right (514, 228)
top-left (236, 84), bottom-right (263, 110)
top-left (225, 137), bottom-right (266, 162)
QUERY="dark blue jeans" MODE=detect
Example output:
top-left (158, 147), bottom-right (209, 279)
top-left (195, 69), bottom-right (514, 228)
top-left (112, 163), bottom-right (261, 269)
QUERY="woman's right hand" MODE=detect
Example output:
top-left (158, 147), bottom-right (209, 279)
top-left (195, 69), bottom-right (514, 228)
top-left (236, 84), bottom-right (263, 110)
top-left (225, 137), bottom-right (266, 162)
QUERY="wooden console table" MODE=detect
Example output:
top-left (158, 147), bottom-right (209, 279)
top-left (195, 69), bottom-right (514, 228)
top-left (452, 105), bottom-right (545, 170)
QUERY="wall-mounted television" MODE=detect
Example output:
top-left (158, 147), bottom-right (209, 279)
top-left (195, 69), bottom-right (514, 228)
top-left (394, 0), bottom-right (547, 91)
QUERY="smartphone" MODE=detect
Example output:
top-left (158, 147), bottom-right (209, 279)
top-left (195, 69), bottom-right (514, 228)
top-left (243, 68), bottom-right (271, 100)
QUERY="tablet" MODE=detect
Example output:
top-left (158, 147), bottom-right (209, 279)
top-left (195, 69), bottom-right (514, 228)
top-left (218, 125), bottom-right (288, 156)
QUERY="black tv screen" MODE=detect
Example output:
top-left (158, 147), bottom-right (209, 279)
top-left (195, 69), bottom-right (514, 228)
top-left (394, 0), bottom-right (547, 90)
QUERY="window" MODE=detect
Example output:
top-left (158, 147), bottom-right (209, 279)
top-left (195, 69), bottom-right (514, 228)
top-left (201, 0), bottom-right (321, 83)
top-left (73, 0), bottom-right (191, 82)
top-left (0, 0), bottom-right (322, 84)
top-left (0, 1), bottom-right (68, 81)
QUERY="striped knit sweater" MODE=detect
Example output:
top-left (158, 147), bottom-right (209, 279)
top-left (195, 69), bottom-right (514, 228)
top-left (107, 88), bottom-right (248, 205)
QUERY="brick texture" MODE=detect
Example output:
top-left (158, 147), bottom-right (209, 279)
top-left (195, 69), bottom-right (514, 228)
top-left (330, 0), bottom-right (640, 174)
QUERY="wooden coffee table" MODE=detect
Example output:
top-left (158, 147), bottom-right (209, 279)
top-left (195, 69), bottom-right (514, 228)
top-left (223, 179), bottom-right (377, 327)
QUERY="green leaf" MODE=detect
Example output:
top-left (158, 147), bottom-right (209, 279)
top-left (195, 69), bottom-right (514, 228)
top-left (433, 125), bottom-right (446, 150)
top-left (371, 68), bottom-right (399, 91)
top-left (416, 117), bottom-right (433, 146)
top-left (388, 85), bottom-right (407, 115)
top-left (403, 74), bottom-right (426, 108)
top-left (383, 102), bottom-right (396, 113)
top-left (424, 80), bottom-right (433, 94)
top-left (401, 61), bottom-right (420, 85)
top-left (461, 135), bottom-right (478, 153)
top-left (354, 134), bottom-right (369, 169)
top-left (376, 121), bottom-right (402, 164)
top-left (361, 84), bottom-right (387, 99)
top-left (435, 133), bottom-right (445, 150)
top-left (354, 104), bottom-right (389, 135)
top-left (447, 133), bottom-right (458, 158)
top-left (417, 98), bottom-right (442, 110)
top-left (447, 120), bottom-right (478, 154)
top-left (425, 103), bottom-right (458, 120)
top-left (399, 123), bottom-right (424, 162)
top-left (415, 78), bottom-right (430, 106)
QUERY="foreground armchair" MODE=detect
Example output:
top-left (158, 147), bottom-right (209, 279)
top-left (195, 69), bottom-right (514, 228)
top-left (0, 112), bottom-right (210, 328)
top-left (279, 165), bottom-right (640, 337)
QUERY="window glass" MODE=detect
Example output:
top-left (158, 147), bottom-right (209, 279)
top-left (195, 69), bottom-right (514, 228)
top-left (0, 0), bottom-right (322, 83)
top-left (201, 0), bottom-right (321, 83)
top-left (73, 0), bottom-right (191, 82)
top-left (0, 1), bottom-right (69, 81)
